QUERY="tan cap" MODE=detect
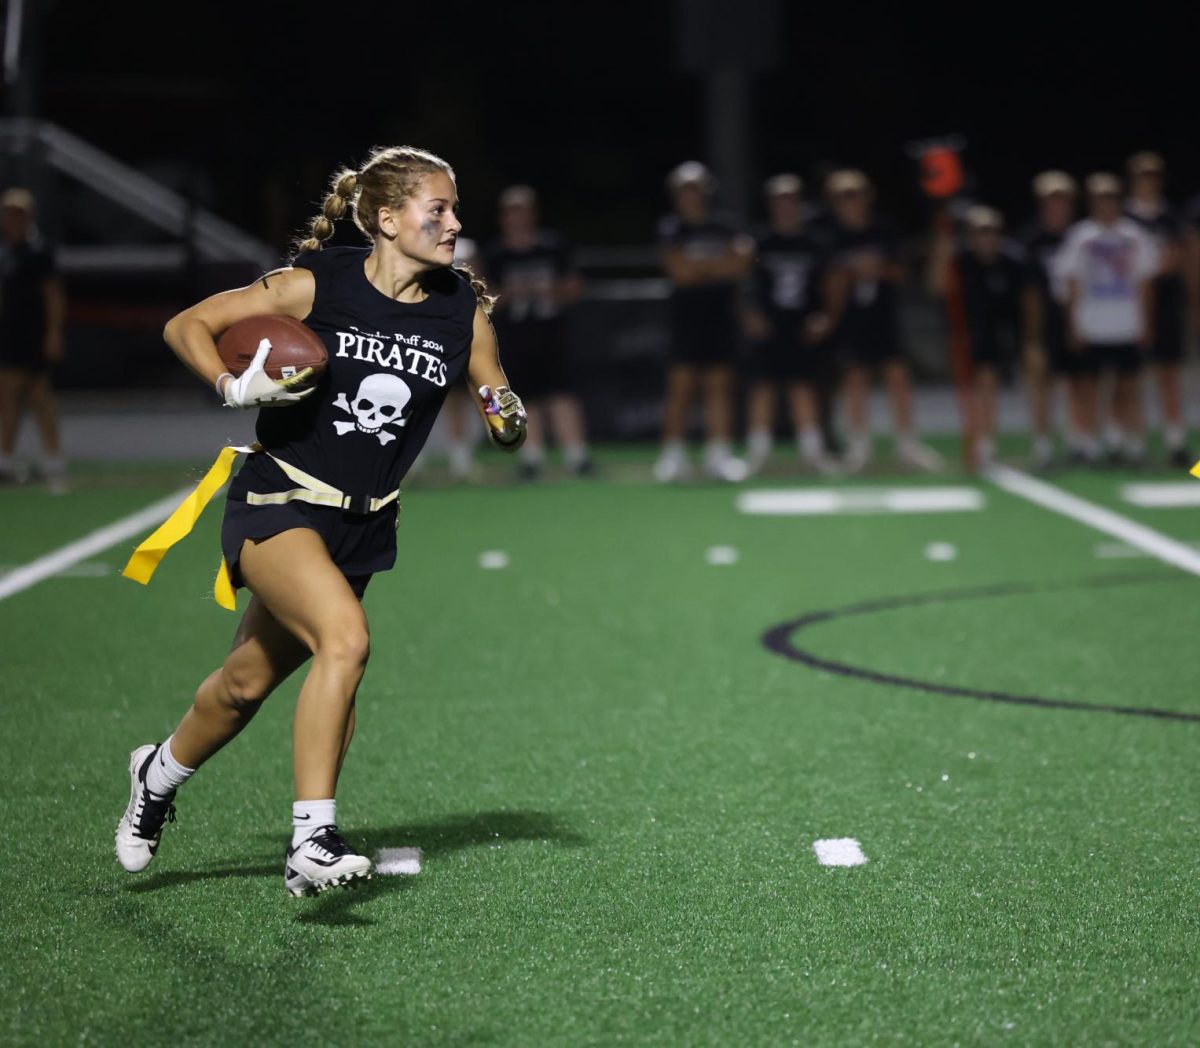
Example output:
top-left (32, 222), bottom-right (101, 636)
top-left (1032, 170), bottom-right (1077, 198)
top-left (0, 188), bottom-right (34, 212)
top-left (498, 184), bottom-right (536, 209)
top-left (764, 173), bottom-right (803, 198)
top-left (965, 205), bottom-right (1003, 231)
top-left (1127, 151), bottom-right (1165, 176)
top-left (827, 169), bottom-right (870, 195)
top-left (1085, 172), bottom-right (1122, 197)
top-left (666, 161), bottom-right (715, 193)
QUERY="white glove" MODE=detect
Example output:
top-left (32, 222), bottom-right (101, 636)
top-left (220, 338), bottom-right (316, 409)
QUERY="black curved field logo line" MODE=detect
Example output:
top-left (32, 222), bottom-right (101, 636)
top-left (762, 572), bottom-right (1200, 723)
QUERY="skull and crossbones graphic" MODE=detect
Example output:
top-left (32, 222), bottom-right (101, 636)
top-left (332, 374), bottom-right (412, 446)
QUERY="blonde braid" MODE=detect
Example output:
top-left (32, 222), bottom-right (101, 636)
top-left (296, 169), bottom-right (358, 254)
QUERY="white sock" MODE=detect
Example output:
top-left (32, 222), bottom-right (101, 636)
top-left (1033, 435), bottom-right (1053, 458)
top-left (292, 799), bottom-right (336, 846)
top-left (144, 735), bottom-right (195, 798)
top-left (563, 442), bottom-right (589, 469)
top-left (747, 429), bottom-right (772, 460)
top-left (521, 443), bottom-right (546, 466)
top-left (0, 453), bottom-right (12, 472)
top-left (1164, 425), bottom-right (1185, 451)
top-left (704, 438), bottom-right (732, 465)
top-left (798, 428), bottom-right (822, 459)
top-left (1125, 433), bottom-right (1146, 458)
top-left (1103, 424), bottom-right (1122, 452)
top-left (40, 455), bottom-right (66, 476)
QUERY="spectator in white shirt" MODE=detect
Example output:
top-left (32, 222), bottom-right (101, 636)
top-left (1056, 174), bottom-right (1159, 465)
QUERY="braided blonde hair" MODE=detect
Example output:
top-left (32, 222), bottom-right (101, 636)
top-left (297, 145), bottom-right (494, 313)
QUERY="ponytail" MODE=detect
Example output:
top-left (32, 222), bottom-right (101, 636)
top-left (453, 262), bottom-right (497, 316)
top-left (296, 169), bottom-right (358, 254)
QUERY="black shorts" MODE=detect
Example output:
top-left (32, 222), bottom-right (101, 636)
top-left (1151, 308), bottom-right (1184, 365)
top-left (220, 496), bottom-right (396, 597)
top-left (1084, 343), bottom-right (1144, 375)
top-left (749, 335), bottom-right (835, 385)
top-left (0, 340), bottom-right (48, 373)
top-left (493, 319), bottom-right (571, 399)
top-left (967, 328), bottom-right (1018, 370)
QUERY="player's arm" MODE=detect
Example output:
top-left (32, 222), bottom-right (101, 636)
top-left (163, 268), bottom-right (314, 389)
top-left (43, 276), bottom-right (65, 364)
top-left (1021, 283), bottom-right (1043, 348)
top-left (661, 246), bottom-right (710, 286)
top-left (707, 234), bottom-right (756, 280)
top-left (1186, 226), bottom-right (1200, 336)
top-left (466, 303), bottom-right (526, 452)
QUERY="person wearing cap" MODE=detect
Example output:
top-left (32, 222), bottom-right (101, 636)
top-left (742, 173), bottom-right (838, 474)
top-left (824, 169), bottom-right (942, 472)
top-left (929, 206), bottom-right (1040, 468)
top-left (1055, 173), bottom-right (1159, 466)
top-left (482, 185), bottom-right (592, 481)
top-left (1125, 152), bottom-right (1190, 467)
top-left (654, 161), bottom-right (754, 483)
top-left (1021, 171), bottom-right (1078, 467)
top-left (0, 188), bottom-right (66, 489)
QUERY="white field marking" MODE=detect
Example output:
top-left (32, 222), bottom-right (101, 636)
top-left (1121, 482), bottom-right (1200, 508)
top-left (923, 541), bottom-right (958, 562)
top-left (375, 847), bottom-right (422, 876)
top-left (737, 487), bottom-right (984, 516)
top-left (705, 545), bottom-right (739, 566)
top-left (0, 560), bottom-right (112, 579)
top-left (986, 465), bottom-right (1200, 578)
top-left (0, 488), bottom-right (193, 603)
top-left (1094, 538), bottom-right (1200, 560)
top-left (478, 550), bottom-right (510, 570)
top-left (813, 838), bottom-right (868, 867)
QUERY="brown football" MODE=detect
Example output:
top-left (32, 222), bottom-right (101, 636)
top-left (216, 315), bottom-right (327, 385)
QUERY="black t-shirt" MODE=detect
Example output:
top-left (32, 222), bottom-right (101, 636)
top-left (828, 220), bottom-right (901, 328)
top-left (1126, 201), bottom-right (1184, 304)
top-left (751, 228), bottom-right (828, 321)
top-left (957, 246), bottom-right (1029, 356)
top-left (1020, 222), bottom-right (1069, 349)
top-left (484, 232), bottom-right (573, 326)
top-left (231, 247), bottom-right (477, 502)
top-left (0, 236), bottom-right (55, 346)
top-left (657, 212), bottom-right (743, 329)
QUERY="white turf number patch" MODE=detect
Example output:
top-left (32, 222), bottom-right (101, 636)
top-left (738, 488), bottom-right (984, 516)
top-left (812, 838), bottom-right (868, 867)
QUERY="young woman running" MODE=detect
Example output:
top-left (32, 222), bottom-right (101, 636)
top-left (115, 146), bottom-right (526, 895)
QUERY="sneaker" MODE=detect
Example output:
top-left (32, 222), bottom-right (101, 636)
top-left (653, 447), bottom-right (692, 484)
top-left (285, 825), bottom-right (373, 897)
top-left (703, 454), bottom-right (748, 483)
top-left (569, 457), bottom-right (598, 478)
top-left (843, 438), bottom-right (872, 474)
top-left (897, 438), bottom-right (945, 473)
top-left (115, 744), bottom-right (176, 873)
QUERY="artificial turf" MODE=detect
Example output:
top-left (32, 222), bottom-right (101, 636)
top-left (2, 451), bottom-right (1197, 1046)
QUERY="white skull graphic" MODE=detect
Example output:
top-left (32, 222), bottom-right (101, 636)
top-left (332, 374), bottom-right (412, 445)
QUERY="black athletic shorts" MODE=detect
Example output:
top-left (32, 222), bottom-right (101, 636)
top-left (0, 339), bottom-right (48, 372)
top-left (220, 496), bottom-right (396, 598)
top-left (748, 334), bottom-right (835, 384)
top-left (1151, 308), bottom-right (1184, 365)
top-left (492, 318), bottom-right (571, 399)
top-left (1089, 343), bottom-right (1144, 375)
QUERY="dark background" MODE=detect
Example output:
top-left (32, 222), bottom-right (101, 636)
top-left (26, 1), bottom-right (1199, 247)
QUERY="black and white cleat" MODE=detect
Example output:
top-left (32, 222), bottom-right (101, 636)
top-left (285, 825), bottom-right (373, 897)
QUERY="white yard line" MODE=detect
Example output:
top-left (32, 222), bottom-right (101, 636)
top-left (0, 488), bottom-right (192, 603)
top-left (813, 838), bottom-right (868, 867)
top-left (375, 847), bottom-right (422, 876)
top-left (986, 465), bottom-right (1200, 578)
top-left (1120, 482), bottom-right (1200, 508)
top-left (737, 488), bottom-right (984, 516)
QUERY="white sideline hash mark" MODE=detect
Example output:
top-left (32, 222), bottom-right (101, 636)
top-left (705, 545), bottom-right (739, 565)
top-left (0, 488), bottom-right (193, 603)
top-left (737, 488), bottom-right (984, 516)
top-left (923, 541), bottom-right (957, 562)
top-left (986, 465), bottom-right (1200, 578)
top-left (375, 847), bottom-right (422, 875)
top-left (813, 838), bottom-right (868, 867)
top-left (478, 550), bottom-right (509, 569)
top-left (1120, 482), bottom-right (1200, 508)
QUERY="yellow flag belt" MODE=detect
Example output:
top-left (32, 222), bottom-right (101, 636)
top-left (121, 445), bottom-right (252, 612)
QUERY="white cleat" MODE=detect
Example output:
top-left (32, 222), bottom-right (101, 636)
top-left (703, 455), bottom-right (749, 483)
top-left (897, 438), bottom-right (945, 473)
top-left (843, 439), bottom-right (872, 474)
top-left (653, 448), bottom-right (692, 484)
top-left (285, 825), bottom-right (373, 897)
top-left (115, 744), bottom-right (176, 873)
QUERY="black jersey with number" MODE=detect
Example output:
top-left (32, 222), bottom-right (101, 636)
top-left (230, 246), bottom-right (476, 503)
top-left (751, 229), bottom-right (827, 320)
top-left (484, 232), bottom-right (572, 326)
top-left (0, 236), bottom-right (55, 352)
top-left (957, 247), bottom-right (1029, 361)
top-left (657, 213), bottom-right (743, 331)
top-left (828, 220), bottom-right (902, 341)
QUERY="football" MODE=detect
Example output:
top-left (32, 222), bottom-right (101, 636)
top-left (216, 315), bottom-right (327, 385)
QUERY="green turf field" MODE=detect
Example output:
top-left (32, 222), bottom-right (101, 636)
top-left (2, 448), bottom-right (1198, 1046)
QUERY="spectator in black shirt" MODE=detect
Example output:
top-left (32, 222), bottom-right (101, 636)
top-left (0, 189), bottom-right (66, 489)
top-left (483, 186), bottom-right (591, 480)
top-left (824, 170), bottom-right (942, 472)
top-left (930, 207), bottom-right (1040, 468)
top-left (1126, 152), bottom-right (1190, 467)
top-left (654, 162), bottom-right (754, 483)
top-left (742, 174), bottom-right (837, 474)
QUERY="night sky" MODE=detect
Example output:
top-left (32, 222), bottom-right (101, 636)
top-left (33, 1), bottom-right (1199, 248)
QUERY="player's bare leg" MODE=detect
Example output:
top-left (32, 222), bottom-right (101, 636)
top-left (0, 369), bottom-right (28, 481)
top-left (1155, 362), bottom-right (1188, 466)
top-left (547, 393), bottom-right (593, 475)
top-left (975, 367), bottom-right (999, 468)
top-left (445, 388), bottom-right (478, 481)
top-left (1024, 346), bottom-right (1055, 468)
top-left (842, 364), bottom-right (872, 472)
top-left (746, 380), bottom-right (777, 473)
top-left (886, 359), bottom-right (942, 471)
top-left (239, 528), bottom-right (374, 894)
top-left (786, 381), bottom-right (836, 474)
top-left (1069, 375), bottom-right (1100, 464)
top-left (655, 364), bottom-right (699, 482)
top-left (702, 365), bottom-right (745, 481)
top-left (518, 402), bottom-right (547, 480)
top-left (1112, 372), bottom-right (1146, 466)
top-left (25, 374), bottom-right (67, 491)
